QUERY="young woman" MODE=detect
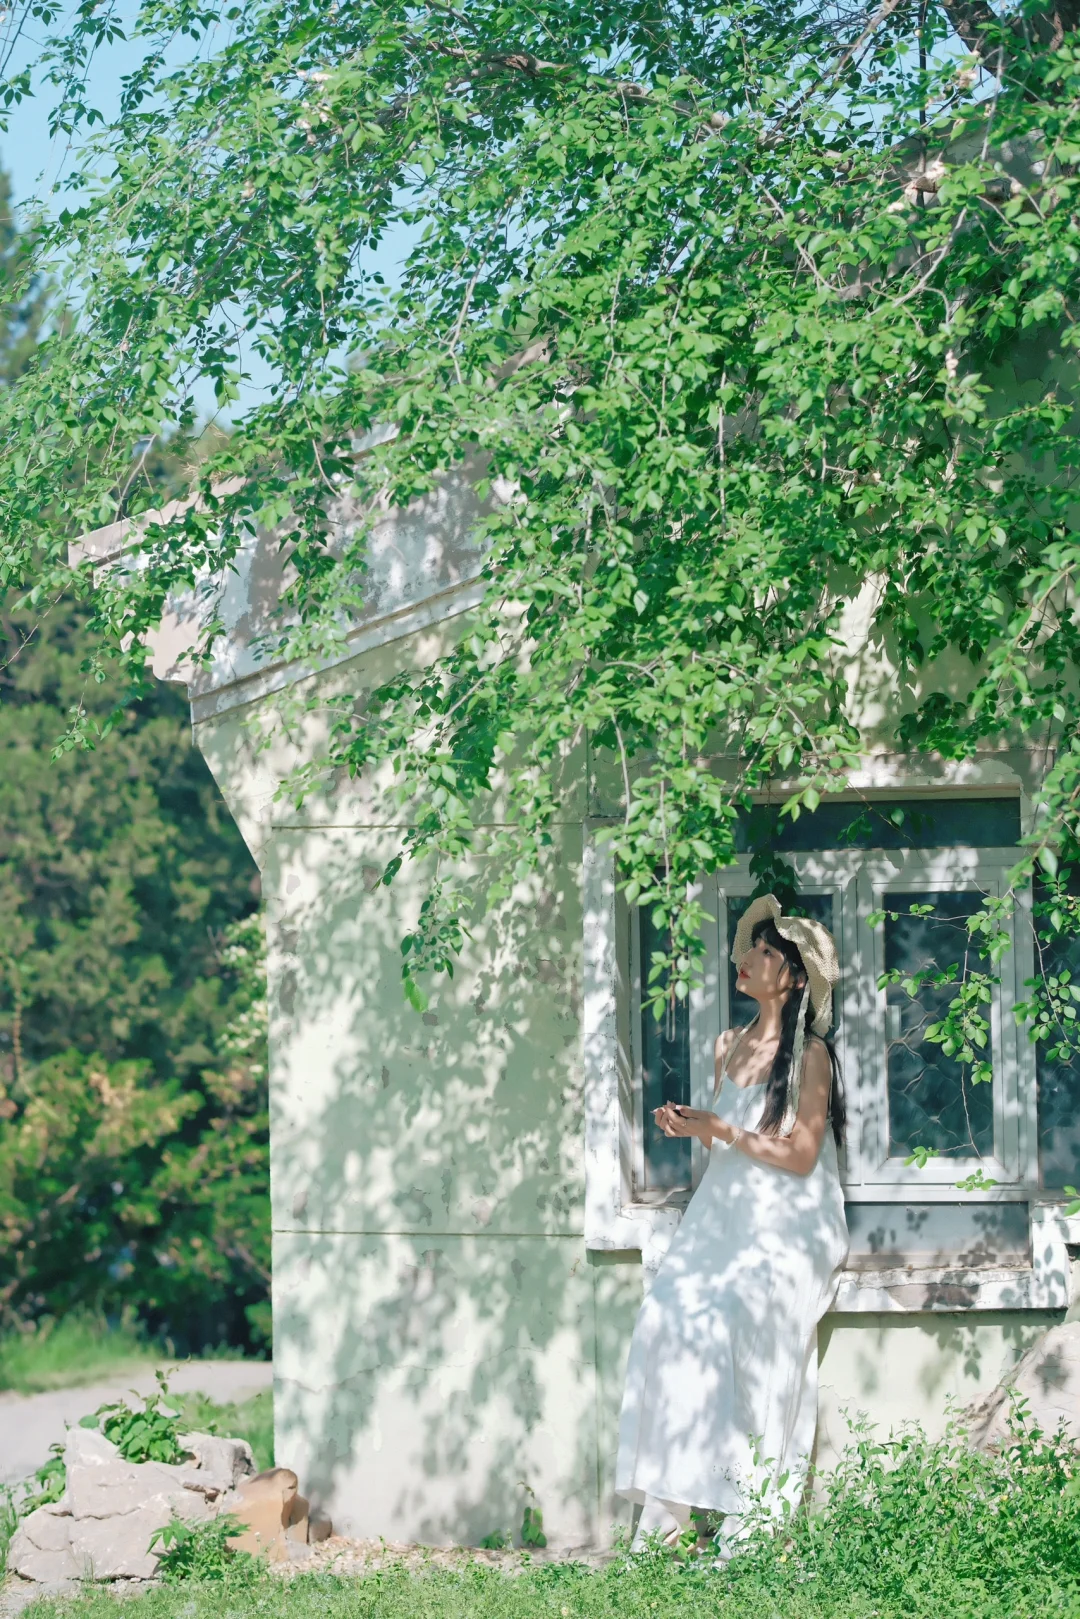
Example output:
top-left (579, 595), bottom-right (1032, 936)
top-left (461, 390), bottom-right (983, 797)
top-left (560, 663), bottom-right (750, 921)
top-left (615, 893), bottom-right (849, 1555)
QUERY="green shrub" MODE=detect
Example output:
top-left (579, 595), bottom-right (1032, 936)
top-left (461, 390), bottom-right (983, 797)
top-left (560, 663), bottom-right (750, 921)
top-left (724, 1404), bottom-right (1080, 1614)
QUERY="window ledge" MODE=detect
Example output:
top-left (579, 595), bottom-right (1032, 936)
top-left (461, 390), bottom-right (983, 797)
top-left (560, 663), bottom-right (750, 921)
top-left (586, 1199), bottom-right (1074, 1317)
top-left (627, 1188), bottom-right (691, 1211)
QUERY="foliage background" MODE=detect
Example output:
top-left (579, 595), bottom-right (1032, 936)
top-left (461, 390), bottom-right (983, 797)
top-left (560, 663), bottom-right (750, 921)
top-left (0, 597), bottom-right (270, 1349)
top-left (0, 168), bottom-right (270, 1348)
top-left (0, 596), bottom-right (270, 1349)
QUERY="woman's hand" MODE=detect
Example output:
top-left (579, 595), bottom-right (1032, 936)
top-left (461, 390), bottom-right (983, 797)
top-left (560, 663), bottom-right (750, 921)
top-left (654, 1104), bottom-right (731, 1145)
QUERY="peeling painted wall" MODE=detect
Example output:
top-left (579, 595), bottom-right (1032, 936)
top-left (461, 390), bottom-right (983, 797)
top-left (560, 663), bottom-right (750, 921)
top-left (206, 789), bottom-right (638, 1547)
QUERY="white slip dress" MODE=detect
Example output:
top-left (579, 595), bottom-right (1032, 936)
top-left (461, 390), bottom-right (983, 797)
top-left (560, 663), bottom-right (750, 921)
top-left (615, 1034), bottom-right (849, 1527)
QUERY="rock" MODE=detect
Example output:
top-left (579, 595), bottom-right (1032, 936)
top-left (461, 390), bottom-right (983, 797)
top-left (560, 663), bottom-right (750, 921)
top-left (11, 1423), bottom-right (255, 1585)
top-left (226, 1467), bottom-right (299, 1563)
top-left (968, 1320), bottom-right (1080, 1448)
top-left (72, 1503), bottom-right (206, 1581)
top-left (7, 1503), bottom-right (80, 1584)
top-left (64, 1426), bottom-right (251, 1519)
top-left (0, 1575), bottom-right (80, 1615)
top-left (179, 1432), bottom-right (256, 1493)
top-left (65, 1428), bottom-right (202, 1522)
top-left (8, 1428), bottom-right (320, 1587)
top-left (285, 1492), bottom-right (310, 1544)
top-left (308, 1510), bottom-right (333, 1543)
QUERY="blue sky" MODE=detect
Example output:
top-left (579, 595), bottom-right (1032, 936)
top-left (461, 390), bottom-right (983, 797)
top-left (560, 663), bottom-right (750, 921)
top-left (2, 16), bottom-right (293, 421)
top-left (1, 11), bottom-right (418, 423)
top-left (2, 15), bottom-right (167, 210)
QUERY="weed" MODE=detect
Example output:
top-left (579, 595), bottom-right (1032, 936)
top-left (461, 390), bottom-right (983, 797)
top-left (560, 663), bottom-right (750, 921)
top-left (2, 1438), bottom-right (75, 1575)
top-left (520, 1504), bottom-right (547, 1549)
top-left (149, 1514), bottom-right (258, 1583)
top-left (518, 1483), bottom-right (547, 1549)
top-left (466, 1490), bottom-right (547, 1552)
top-left (478, 1529), bottom-right (511, 1549)
top-left (83, 1370), bottom-right (189, 1464)
top-left (20, 1442), bottom-right (67, 1514)
top-left (0, 1485), bottom-right (18, 1577)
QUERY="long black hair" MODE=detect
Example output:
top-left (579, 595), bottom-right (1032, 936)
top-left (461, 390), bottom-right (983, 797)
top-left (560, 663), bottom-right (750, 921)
top-left (749, 918), bottom-right (846, 1148)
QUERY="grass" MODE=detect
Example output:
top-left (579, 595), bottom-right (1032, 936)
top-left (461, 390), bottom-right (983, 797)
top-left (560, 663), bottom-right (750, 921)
top-left (0, 1311), bottom-right (261, 1395)
top-left (6, 1408), bottom-right (1080, 1618)
top-left (7, 1553), bottom-right (1080, 1619)
top-left (0, 1312), bottom-right (163, 1394)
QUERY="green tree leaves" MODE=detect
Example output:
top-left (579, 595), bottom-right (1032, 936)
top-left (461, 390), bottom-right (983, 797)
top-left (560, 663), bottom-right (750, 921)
top-left (0, 599), bottom-right (269, 1347)
top-left (2, 0), bottom-right (1080, 1025)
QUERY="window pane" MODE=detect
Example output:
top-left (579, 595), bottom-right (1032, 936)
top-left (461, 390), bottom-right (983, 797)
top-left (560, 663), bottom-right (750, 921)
top-left (737, 797), bottom-right (1020, 853)
top-left (1034, 880), bottom-right (1080, 1189)
top-left (726, 893), bottom-right (838, 1032)
top-left (1038, 1028), bottom-right (1080, 1189)
top-left (638, 907), bottom-right (691, 1195)
top-left (884, 891), bottom-right (994, 1159)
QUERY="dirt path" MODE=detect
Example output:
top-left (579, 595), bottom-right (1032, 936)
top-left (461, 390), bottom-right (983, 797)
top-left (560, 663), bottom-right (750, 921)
top-left (0, 1360), bottom-right (273, 1488)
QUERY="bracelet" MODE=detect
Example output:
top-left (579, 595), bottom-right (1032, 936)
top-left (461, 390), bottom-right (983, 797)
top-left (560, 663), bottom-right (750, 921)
top-left (729, 1126), bottom-right (743, 1149)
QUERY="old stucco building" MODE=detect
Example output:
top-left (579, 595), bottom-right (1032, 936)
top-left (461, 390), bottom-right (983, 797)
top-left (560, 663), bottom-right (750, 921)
top-left (81, 441), bottom-right (1080, 1551)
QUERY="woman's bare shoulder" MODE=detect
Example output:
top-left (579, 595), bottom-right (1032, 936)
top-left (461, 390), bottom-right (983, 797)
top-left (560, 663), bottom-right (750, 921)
top-left (714, 1027), bottom-right (738, 1057)
top-left (803, 1034), bottom-right (833, 1083)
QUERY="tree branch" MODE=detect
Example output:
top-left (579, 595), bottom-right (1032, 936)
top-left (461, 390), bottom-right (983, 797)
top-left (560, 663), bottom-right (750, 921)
top-left (939, 0), bottom-right (1080, 67)
top-left (940, 0), bottom-right (1007, 59)
top-left (424, 39), bottom-right (726, 129)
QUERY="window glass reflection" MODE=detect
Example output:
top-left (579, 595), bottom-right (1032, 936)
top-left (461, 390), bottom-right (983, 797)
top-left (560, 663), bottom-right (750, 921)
top-left (639, 906), bottom-right (691, 1195)
top-left (884, 891), bottom-right (994, 1159)
top-left (1033, 878), bottom-right (1080, 1188)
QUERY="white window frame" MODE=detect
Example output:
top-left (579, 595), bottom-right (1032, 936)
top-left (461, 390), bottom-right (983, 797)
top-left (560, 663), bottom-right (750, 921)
top-left (627, 875), bottom-right (721, 1204)
top-left (582, 824), bottom-right (1069, 1309)
top-left (852, 846), bottom-right (1036, 1190)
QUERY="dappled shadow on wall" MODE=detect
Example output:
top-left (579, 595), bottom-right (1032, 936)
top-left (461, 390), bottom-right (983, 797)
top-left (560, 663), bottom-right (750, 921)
top-left (261, 823), bottom-right (611, 1547)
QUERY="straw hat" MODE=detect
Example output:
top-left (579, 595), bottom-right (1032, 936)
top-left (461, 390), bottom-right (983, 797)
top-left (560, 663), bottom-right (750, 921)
top-left (730, 894), bottom-right (839, 1034)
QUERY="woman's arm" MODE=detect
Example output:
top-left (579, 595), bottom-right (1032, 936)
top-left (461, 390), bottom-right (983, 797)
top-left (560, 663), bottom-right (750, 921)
top-left (655, 1038), bottom-right (833, 1177)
